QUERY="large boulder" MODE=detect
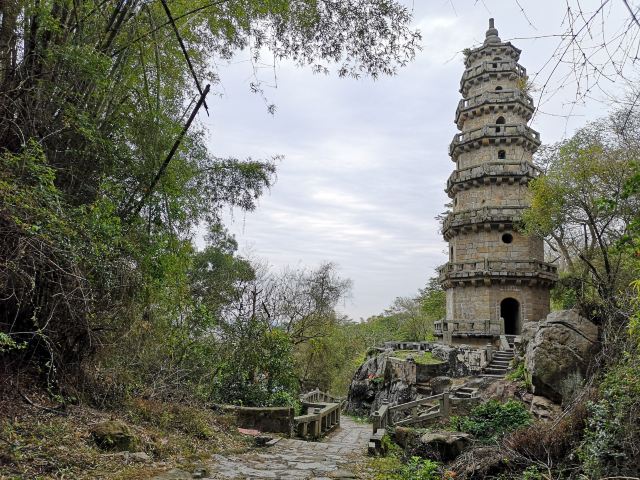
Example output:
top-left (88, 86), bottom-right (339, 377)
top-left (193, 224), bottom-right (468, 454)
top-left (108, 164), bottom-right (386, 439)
top-left (525, 310), bottom-right (598, 403)
top-left (418, 431), bottom-right (472, 461)
top-left (394, 427), bottom-right (471, 461)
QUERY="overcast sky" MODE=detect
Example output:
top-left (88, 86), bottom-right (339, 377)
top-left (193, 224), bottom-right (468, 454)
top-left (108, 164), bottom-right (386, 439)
top-left (202, 0), bottom-right (632, 320)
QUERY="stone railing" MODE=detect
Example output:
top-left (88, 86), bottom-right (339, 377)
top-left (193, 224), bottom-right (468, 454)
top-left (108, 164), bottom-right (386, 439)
top-left (455, 89), bottom-right (534, 126)
top-left (382, 341), bottom-right (432, 351)
top-left (299, 388), bottom-right (345, 406)
top-left (449, 123), bottom-right (541, 159)
top-left (442, 205), bottom-right (525, 238)
top-left (434, 318), bottom-right (491, 334)
top-left (294, 401), bottom-right (341, 439)
top-left (369, 394), bottom-right (451, 454)
top-left (446, 161), bottom-right (540, 195)
top-left (293, 388), bottom-right (344, 439)
top-left (460, 60), bottom-right (526, 94)
top-left (438, 258), bottom-right (558, 286)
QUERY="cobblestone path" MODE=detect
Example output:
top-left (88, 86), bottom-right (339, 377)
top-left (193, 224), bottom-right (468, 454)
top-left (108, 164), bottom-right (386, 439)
top-left (205, 417), bottom-right (371, 479)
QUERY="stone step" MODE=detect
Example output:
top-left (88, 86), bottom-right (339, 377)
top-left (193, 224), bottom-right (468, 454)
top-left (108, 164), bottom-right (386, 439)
top-left (453, 391), bottom-right (473, 398)
top-left (457, 387), bottom-right (476, 392)
top-left (491, 361), bottom-right (511, 367)
top-left (484, 368), bottom-right (508, 375)
top-left (480, 373), bottom-right (505, 378)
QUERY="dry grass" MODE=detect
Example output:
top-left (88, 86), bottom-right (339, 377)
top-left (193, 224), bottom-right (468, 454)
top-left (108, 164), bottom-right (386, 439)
top-left (0, 387), bottom-right (251, 479)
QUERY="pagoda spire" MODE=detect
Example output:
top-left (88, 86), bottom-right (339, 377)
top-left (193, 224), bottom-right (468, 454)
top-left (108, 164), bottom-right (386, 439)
top-left (484, 18), bottom-right (501, 45)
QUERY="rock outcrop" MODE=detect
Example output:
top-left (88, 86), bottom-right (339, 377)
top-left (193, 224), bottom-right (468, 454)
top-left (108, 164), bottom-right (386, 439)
top-left (525, 310), bottom-right (598, 403)
top-left (346, 343), bottom-right (476, 415)
top-left (346, 351), bottom-right (415, 415)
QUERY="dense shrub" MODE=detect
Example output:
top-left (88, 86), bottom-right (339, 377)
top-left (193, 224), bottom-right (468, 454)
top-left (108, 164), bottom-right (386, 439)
top-left (452, 400), bottom-right (532, 442)
top-left (505, 395), bottom-right (590, 468)
top-left (578, 350), bottom-right (640, 477)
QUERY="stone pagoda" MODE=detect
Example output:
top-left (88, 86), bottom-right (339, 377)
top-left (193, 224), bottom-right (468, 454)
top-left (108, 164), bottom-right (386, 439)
top-left (435, 19), bottom-right (557, 347)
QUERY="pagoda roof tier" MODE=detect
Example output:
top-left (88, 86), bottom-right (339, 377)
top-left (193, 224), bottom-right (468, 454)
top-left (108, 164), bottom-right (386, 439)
top-left (442, 205), bottom-right (526, 239)
top-left (449, 123), bottom-right (540, 160)
top-left (455, 89), bottom-right (534, 128)
top-left (460, 60), bottom-right (526, 95)
top-left (446, 161), bottom-right (540, 197)
top-left (464, 42), bottom-right (521, 68)
top-left (437, 259), bottom-right (558, 288)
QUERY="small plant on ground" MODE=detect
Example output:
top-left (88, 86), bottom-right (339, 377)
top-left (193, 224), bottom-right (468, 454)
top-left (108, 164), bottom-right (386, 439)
top-left (522, 465), bottom-right (544, 480)
top-left (506, 360), bottom-right (532, 389)
top-left (369, 435), bottom-right (442, 480)
top-left (451, 400), bottom-right (532, 442)
top-left (401, 456), bottom-right (441, 480)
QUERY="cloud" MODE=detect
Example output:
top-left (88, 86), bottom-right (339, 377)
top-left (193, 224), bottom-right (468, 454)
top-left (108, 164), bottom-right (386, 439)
top-left (206, 0), bottom-right (618, 320)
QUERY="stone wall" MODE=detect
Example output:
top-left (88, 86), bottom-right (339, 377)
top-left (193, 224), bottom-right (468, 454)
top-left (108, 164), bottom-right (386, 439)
top-left (231, 406), bottom-right (294, 434)
top-left (457, 144), bottom-right (533, 170)
top-left (463, 109), bottom-right (528, 130)
top-left (445, 283), bottom-right (551, 328)
top-left (451, 229), bottom-right (544, 262)
top-left (454, 184), bottom-right (528, 210)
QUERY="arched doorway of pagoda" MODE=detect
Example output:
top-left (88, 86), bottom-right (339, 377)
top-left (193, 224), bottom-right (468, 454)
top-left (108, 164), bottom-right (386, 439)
top-left (501, 297), bottom-right (520, 335)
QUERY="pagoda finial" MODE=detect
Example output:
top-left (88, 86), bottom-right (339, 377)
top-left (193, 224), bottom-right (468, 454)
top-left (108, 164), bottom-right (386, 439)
top-left (484, 18), bottom-right (501, 45)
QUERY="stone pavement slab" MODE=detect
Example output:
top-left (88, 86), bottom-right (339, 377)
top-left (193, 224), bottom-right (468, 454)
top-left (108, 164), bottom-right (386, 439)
top-left (201, 417), bottom-right (370, 480)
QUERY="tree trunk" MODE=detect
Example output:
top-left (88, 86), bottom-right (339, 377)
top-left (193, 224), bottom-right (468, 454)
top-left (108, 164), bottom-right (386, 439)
top-left (0, 0), bottom-right (19, 83)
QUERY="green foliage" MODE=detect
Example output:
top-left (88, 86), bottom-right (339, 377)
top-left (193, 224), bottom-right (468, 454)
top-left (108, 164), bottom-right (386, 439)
top-left (0, 332), bottom-right (26, 353)
top-left (294, 275), bottom-right (445, 395)
top-left (452, 400), bottom-right (532, 442)
top-left (506, 360), bottom-right (531, 389)
top-left (401, 457), bottom-right (441, 480)
top-left (0, 0), bottom-right (419, 406)
top-left (578, 350), bottom-right (640, 477)
top-left (369, 448), bottom-right (442, 480)
top-left (214, 327), bottom-right (299, 407)
top-left (524, 111), bottom-right (640, 320)
top-left (521, 466), bottom-right (543, 480)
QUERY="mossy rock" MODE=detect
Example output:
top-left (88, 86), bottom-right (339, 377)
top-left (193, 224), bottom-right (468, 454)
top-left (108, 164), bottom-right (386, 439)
top-left (91, 420), bottom-right (139, 451)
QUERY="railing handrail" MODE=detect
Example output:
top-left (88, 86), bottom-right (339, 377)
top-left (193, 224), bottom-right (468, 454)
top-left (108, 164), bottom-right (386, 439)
top-left (449, 161), bottom-right (541, 177)
top-left (453, 123), bottom-right (540, 143)
top-left (461, 60), bottom-right (526, 81)
top-left (438, 258), bottom-right (558, 269)
top-left (457, 89), bottom-right (533, 112)
top-left (388, 393), bottom-right (444, 412)
top-left (371, 393), bottom-right (451, 435)
top-left (293, 395), bottom-right (342, 439)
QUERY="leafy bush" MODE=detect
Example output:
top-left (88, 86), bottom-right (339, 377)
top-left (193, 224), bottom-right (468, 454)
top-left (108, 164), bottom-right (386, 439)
top-left (522, 466), bottom-right (543, 480)
top-left (401, 456), bottom-right (441, 480)
top-left (578, 350), bottom-right (640, 477)
top-left (452, 400), bottom-right (532, 441)
top-left (269, 391), bottom-right (302, 415)
top-left (369, 446), bottom-right (442, 480)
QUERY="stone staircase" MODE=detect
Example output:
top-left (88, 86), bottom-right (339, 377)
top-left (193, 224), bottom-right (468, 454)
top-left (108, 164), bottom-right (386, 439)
top-left (481, 349), bottom-right (514, 378)
top-left (450, 386), bottom-right (478, 399)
